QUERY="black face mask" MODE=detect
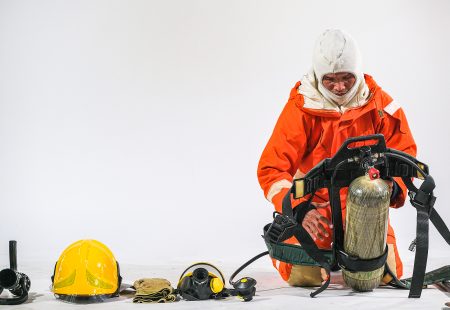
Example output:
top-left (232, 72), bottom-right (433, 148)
top-left (177, 263), bottom-right (226, 301)
top-left (176, 262), bottom-right (257, 302)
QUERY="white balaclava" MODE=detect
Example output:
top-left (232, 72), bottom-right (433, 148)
top-left (313, 29), bottom-right (364, 106)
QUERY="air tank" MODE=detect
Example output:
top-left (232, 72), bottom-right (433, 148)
top-left (342, 173), bottom-right (390, 291)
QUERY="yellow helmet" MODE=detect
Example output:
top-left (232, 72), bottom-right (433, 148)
top-left (51, 240), bottom-right (122, 302)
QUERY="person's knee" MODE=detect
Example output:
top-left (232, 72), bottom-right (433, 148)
top-left (386, 226), bottom-right (403, 279)
top-left (381, 243), bottom-right (403, 284)
top-left (287, 265), bottom-right (325, 287)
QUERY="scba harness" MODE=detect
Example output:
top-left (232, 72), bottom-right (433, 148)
top-left (236, 135), bottom-right (450, 298)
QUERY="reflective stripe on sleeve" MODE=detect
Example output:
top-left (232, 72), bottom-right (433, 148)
top-left (267, 179), bottom-right (292, 202)
top-left (293, 169), bottom-right (305, 179)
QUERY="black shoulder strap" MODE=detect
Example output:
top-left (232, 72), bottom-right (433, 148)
top-left (281, 189), bottom-right (331, 297)
top-left (400, 175), bottom-right (450, 297)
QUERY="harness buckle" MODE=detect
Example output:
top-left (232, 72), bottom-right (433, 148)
top-left (409, 191), bottom-right (436, 215)
top-left (265, 213), bottom-right (298, 243)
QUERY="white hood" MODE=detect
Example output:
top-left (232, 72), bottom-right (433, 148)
top-left (307, 29), bottom-right (369, 109)
top-left (298, 69), bottom-right (370, 113)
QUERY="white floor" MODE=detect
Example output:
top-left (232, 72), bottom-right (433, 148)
top-left (1, 254), bottom-right (449, 310)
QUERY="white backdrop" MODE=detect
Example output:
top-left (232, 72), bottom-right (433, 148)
top-left (0, 0), bottom-right (449, 270)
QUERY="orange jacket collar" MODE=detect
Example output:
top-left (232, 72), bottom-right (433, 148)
top-left (290, 74), bottom-right (380, 120)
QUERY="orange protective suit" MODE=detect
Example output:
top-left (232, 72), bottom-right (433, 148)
top-left (257, 74), bottom-right (417, 281)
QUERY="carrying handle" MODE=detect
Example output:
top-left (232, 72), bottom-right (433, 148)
top-left (329, 134), bottom-right (386, 167)
top-left (343, 134), bottom-right (384, 149)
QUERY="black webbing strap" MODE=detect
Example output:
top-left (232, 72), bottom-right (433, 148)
top-left (401, 175), bottom-right (436, 298)
top-left (336, 245), bottom-right (388, 272)
top-left (384, 263), bottom-right (409, 289)
top-left (329, 185), bottom-right (344, 266)
top-left (410, 205), bottom-right (429, 298)
top-left (292, 227), bottom-right (331, 297)
top-left (429, 209), bottom-right (450, 245)
top-left (281, 189), bottom-right (293, 216)
top-left (281, 189), bottom-right (331, 297)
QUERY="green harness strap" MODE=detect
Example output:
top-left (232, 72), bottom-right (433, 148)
top-left (263, 238), bottom-right (333, 267)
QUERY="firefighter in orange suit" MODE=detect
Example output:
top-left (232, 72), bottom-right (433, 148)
top-left (257, 29), bottom-right (416, 286)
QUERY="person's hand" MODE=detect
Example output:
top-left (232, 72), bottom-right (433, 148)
top-left (302, 202), bottom-right (333, 241)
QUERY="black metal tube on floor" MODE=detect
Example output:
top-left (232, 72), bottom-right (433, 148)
top-left (9, 241), bottom-right (17, 271)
